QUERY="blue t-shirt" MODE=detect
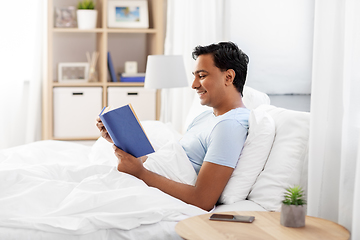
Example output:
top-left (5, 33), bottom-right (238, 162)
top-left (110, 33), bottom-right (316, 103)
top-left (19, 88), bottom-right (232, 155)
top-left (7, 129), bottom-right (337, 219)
top-left (180, 108), bottom-right (250, 174)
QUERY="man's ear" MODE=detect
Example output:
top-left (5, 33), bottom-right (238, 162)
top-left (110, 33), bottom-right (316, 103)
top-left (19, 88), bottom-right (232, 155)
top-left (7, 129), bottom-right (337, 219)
top-left (225, 69), bottom-right (235, 86)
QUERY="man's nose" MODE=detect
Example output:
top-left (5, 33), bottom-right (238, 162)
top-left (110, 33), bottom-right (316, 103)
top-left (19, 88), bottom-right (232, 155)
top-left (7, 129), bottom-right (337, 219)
top-left (192, 78), bottom-right (199, 89)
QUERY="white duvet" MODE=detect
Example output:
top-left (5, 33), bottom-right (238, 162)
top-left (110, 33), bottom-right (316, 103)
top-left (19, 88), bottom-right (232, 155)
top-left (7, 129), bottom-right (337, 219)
top-left (0, 122), bottom-right (205, 235)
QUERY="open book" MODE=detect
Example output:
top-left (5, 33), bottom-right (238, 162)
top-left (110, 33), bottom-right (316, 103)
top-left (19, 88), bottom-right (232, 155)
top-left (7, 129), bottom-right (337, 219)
top-left (99, 104), bottom-right (155, 158)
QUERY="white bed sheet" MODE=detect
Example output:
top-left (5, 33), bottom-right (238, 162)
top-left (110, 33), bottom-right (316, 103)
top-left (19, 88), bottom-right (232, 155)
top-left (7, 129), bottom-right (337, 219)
top-left (0, 221), bottom-right (181, 240)
top-left (0, 123), bottom-right (206, 238)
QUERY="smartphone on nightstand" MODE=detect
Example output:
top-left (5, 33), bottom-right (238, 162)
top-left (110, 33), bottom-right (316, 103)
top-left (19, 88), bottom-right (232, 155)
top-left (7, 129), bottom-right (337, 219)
top-left (209, 214), bottom-right (255, 223)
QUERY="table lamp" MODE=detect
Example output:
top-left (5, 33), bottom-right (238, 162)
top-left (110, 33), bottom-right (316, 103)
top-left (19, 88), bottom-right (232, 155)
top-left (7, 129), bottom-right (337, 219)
top-left (144, 55), bottom-right (188, 89)
top-left (144, 55), bottom-right (189, 122)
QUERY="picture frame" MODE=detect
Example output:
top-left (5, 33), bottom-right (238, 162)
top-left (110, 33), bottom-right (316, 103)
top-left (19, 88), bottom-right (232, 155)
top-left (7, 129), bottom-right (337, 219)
top-left (107, 0), bottom-right (149, 28)
top-left (54, 7), bottom-right (77, 28)
top-left (58, 62), bottom-right (89, 83)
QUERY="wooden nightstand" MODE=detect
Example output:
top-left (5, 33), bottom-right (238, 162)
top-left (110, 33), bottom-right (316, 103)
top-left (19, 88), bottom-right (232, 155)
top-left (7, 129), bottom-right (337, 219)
top-left (175, 211), bottom-right (350, 240)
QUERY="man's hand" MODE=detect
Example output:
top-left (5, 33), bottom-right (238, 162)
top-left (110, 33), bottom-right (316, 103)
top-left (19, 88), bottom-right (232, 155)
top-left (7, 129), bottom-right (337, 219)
top-left (113, 145), bottom-right (146, 178)
top-left (96, 117), bottom-right (113, 143)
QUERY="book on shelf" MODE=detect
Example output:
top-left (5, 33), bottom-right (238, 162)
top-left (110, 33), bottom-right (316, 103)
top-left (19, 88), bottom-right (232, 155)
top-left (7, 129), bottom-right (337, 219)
top-left (99, 104), bottom-right (154, 158)
top-left (120, 73), bottom-right (145, 82)
top-left (107, 52), bottom-right (118, 82)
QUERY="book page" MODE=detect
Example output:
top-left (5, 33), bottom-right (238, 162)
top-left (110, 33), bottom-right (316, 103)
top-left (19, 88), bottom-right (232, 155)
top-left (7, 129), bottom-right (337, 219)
top-left (128, 104), bottom-right (154, 149)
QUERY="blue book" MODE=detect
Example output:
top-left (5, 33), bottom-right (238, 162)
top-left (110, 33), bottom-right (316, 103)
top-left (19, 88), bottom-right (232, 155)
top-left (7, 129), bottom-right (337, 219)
top-left (107, 52), bottom-right (118, 82)
top-left (99, 104), bottom-right (154, 158)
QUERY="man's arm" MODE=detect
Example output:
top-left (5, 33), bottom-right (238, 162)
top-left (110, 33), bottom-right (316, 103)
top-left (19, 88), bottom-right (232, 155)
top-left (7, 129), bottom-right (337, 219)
top-left (113, 146), bottom-right (233, 211)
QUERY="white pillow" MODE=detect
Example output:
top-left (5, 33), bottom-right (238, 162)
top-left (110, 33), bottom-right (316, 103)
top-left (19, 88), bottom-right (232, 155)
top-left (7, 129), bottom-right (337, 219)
top-left (247, 105), bottom-right (310, 211)
top-left (242, 86), bottom-right (271, 110)
top-left (219, 106), bottom-right (275, 205)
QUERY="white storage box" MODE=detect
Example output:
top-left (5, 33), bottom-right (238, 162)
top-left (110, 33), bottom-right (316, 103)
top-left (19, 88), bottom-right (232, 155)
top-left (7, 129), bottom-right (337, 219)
top-left (107, 87), bottom-right (156, 121)
top-left (53, 87), bottom-right (102, 138)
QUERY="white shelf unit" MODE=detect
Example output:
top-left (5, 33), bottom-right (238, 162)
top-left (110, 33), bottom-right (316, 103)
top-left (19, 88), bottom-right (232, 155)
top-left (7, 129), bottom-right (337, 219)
top-left (43, 0), bottom-right (165, 140)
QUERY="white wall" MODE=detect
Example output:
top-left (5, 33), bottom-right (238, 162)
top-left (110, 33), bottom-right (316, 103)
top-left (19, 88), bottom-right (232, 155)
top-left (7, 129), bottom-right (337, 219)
top-left (224, 0), bottom-right (314, 94)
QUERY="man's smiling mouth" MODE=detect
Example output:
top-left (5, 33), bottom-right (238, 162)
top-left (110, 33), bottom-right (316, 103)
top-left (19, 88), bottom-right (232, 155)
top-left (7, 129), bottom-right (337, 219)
top-left (197, 90), bottom-right (207, 96)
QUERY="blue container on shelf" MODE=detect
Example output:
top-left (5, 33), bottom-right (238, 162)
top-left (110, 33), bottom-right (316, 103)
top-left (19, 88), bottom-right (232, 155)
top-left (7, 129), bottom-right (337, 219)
top-left (120, 73), bottom-right (145, 82)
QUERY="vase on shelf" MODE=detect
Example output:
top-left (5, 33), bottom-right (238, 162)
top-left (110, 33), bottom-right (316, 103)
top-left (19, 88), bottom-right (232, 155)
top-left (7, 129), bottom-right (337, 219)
top-left (77, 9), bottom-right (97, 29)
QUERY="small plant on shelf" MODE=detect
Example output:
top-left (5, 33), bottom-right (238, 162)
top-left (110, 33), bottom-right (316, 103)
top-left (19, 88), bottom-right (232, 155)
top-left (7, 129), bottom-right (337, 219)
top-left (282, 185), bottom-right (306, 206)
top-left (280, 185), bottom-right (307, 228)
top-left (76, 0), bottom-right (97, 29)
top-left (77, 0), bottom-right (95, 10)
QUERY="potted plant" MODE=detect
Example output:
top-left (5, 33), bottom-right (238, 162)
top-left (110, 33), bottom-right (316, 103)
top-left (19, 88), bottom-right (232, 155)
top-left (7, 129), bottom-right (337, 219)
top-left (280, 185), bottom-right (307, 228)
top-left (77, 0), bottom-right (97, 29)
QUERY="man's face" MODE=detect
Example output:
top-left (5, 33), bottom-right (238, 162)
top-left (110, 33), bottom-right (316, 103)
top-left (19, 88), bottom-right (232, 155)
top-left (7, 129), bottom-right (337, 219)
top-left (192, 54), bottom-right (227, 108)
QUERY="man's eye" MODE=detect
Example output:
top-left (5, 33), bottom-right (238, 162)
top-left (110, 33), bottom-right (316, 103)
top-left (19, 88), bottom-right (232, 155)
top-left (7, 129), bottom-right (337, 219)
top-left (199, 75), bottom-right (206, 79)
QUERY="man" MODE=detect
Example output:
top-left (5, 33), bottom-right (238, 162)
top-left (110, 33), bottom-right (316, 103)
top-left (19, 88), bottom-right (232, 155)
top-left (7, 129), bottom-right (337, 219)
top-left (96, 41), bottom-right (250, 211)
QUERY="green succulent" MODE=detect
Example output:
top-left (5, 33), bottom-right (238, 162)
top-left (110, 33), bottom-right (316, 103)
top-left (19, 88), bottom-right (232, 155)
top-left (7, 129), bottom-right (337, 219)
top-left (77, 0), bottom-right (95, 10)
top-left (282, 185), bottom-right (306, 206)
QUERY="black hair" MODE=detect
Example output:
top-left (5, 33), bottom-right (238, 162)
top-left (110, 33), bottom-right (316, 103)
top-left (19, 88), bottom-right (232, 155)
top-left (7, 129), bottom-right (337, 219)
top-left (192, 41), bottom-right (249, 96)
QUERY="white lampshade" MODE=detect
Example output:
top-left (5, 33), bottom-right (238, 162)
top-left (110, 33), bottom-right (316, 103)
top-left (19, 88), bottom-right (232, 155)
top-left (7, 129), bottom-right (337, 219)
top-left (144, 55), bottom-right (189, 89)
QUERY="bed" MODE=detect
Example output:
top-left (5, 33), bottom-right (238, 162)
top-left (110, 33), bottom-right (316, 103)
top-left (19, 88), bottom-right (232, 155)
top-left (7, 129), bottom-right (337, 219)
top-left (0, 87), bottom-right (310, 239)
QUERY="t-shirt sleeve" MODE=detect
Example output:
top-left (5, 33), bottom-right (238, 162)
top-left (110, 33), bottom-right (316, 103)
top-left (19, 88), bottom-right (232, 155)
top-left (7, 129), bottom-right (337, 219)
top-left (203, 119), bottom-right (248, 168)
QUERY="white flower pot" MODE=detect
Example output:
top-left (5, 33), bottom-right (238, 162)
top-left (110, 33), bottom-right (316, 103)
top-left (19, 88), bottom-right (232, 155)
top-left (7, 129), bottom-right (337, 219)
top-left (77, 10), bottom-right (97, 29)
top-left (280, 204), bottom-right (307, 228)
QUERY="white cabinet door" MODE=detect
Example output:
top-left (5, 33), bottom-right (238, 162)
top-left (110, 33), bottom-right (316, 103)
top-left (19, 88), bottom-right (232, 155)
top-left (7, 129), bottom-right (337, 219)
top-left (107, 87), bottom-right (156, 121)
top-left (53, 87), bottom-right (102, 138)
